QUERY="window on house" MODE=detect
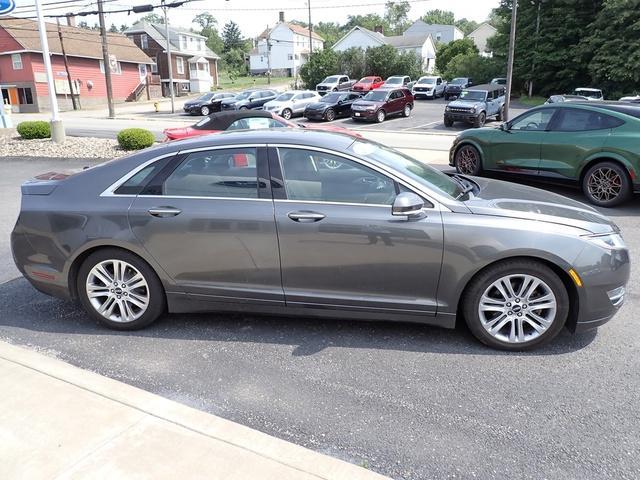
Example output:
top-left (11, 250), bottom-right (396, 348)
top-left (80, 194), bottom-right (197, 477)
top-left (99, 60), bottom-right (121, 74)
top-left (17, 87), bottom-right (33, 104)
top-left (11, 54), bottom-right (22, 70)
top-left (140, 34), bottom-right (148, 49)
top-left (180, 35), bottom-right (187, 49)
top-left (176, 57), bottom-right (184, 74)
top-left (436, 32), bottom-right (442, 41)
top-left (198, 39), bottom-right (203, 51)
top-left (150, 57), bottom-right (158, 73)
top-left (287, 53), bottom-right (293, 60)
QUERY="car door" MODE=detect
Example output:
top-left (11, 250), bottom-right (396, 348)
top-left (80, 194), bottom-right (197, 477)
top-left (270, 146), bottom-right (444, 314)
top-left (389, 90), bottom-right (404, 113)
top-left (485, 90), bottom-right (497, 116)
top-left (128, 146), bottom-right (284, 305)
top-left (488, 108), bottom-right (559, 173)
top-left (339, 93), bottom-right (358, 116)
top-left (538, 108), bottom-right (619, 180)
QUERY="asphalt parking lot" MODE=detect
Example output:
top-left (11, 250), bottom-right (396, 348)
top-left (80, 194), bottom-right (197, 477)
top-left (1, 155), bottom-right (639, 480)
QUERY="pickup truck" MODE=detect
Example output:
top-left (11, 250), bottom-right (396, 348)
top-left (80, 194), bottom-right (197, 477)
top-left (316, 75), bottom-right (356, 95)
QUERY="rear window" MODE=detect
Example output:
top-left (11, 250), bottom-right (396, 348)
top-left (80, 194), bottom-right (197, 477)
top-left (115, 157), bottom-right (173, 195)
top-left (554, 108), bottom-right (624, 131)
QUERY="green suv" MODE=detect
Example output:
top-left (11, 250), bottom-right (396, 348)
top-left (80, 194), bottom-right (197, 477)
top-left (450, 102), bottom-right (640, 206)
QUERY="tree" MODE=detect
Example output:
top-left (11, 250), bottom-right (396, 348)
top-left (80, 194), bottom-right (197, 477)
top-left (119, 24), bottom-right (129, 33)
top-left (384, 1), bottom-right (410, 35)
top-left (455, 18), bottom-right (479, 35)
top-left (344, 13), bottom-right (390, 34)
top-left (337, 47), bottom-right (366, 80)
top-left (315, 22), bottom-right (344, 48)
top-left (435, 38), bottom-right (477, 74)
top-left (299, 49), bottom-right (339, 89)
top-left (421, 9), bottom-right (455, 25)
top-left (139, 13), bottom-right (164, 24)
top-left (193, 12), bottom-right (217, 31)
top-left (109, 24), bottom-right (118, 33)
top-left (365, 44), bottom-right (400, 79)
top-left (443, 53), bottom-right (504, 84)
top-left (193, 13), bottom-right (224, 55)
top-left (222, 21), bottom-right (243, 52)
top-left (222, 48), bottom-right (247, 76)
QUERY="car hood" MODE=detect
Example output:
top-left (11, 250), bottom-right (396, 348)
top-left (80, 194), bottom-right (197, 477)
top-left (317, 82), bottom-right (338, 87)
top-left (448, 100), bottom-right (483, 108)
top-left (184, 100), bottom-right (204, 107)
top-left (306, 102), bottom-right (331, 110)
top-left (353, 100), bottom-right (383, 107)
top-left (463, 176), bottom-right (617, 234)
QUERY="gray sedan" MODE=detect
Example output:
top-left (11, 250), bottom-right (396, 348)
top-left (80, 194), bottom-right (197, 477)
top-left (11, 130), bottom-right (629, 350)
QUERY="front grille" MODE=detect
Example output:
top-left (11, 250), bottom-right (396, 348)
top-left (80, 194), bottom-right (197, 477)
top-left (448, 107), bottom-right (473, 113)
top-left (317, 86), bottom-right (328, 91)
top-left (414, 87), bottom-right (431, 92)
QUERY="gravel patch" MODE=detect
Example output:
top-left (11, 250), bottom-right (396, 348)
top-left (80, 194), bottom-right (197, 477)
top-left (1, 132), bottom-right (125, 159)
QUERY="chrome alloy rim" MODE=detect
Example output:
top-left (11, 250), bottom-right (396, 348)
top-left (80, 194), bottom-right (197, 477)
top-left (457, 146), bottom-right (478, 174)
top-left (478, 274), bottom-right (557, 343)
top-left (587, 167), bottom-right (622, 202)
top-left (86, 260), bottom-right (149, 323)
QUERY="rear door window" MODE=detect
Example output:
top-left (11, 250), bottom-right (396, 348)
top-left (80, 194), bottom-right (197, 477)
top-left (553, 108), bottom-right (625, 131)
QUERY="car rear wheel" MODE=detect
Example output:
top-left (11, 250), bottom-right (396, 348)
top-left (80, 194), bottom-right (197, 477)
top-left (402, 104), bottom-right (411, 117)
top-left (496, 105), bottom-right (505, 121)
top-left (78, 249), bottom-right (165, 330)
top-left (376, 109), bottom-right (386, 123)
top-left (582, 161), bottom-right (632, 207)
top-left (281, 108), bottom-right (293, 120)
top-left (200, 105), bottom-right (210, 116)
top-left (474, 112), bottom-right (486, 128)
top-left (454, 145), bottom-right (482, 175)
top-left (325, 108), bottom-right (336, 122)
top-left (462, 260), bottom-right (569, 350)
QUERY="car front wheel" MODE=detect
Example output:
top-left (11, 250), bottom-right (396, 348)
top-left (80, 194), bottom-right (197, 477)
top-left (376, 109), bottom-right (386, 123)
top-left (402, 104), bottom-right (411, 117)
top-left (462, 260), bottom-right (569, 350)
top-left (281, 108), bottom-right (293, 120)
top-left (325, 108), bottom-right (336, 121)
top-left (77, 249), bottom-right (165, 330)
top-left (474, 111), bottom-right (486, 128)
top-left (200, 105), bottom-right (210, 116)
top-left (454, 144), bottom-right (482, 175)
top-left (582, 161), bottom-right (632, 207)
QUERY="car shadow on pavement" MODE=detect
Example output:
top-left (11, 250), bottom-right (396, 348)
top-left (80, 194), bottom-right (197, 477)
top-left (0, 278), bottom-right (597, 357)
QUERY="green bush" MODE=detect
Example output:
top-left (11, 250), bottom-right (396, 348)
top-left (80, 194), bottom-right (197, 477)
top-left (16, 121), bottom-right (51, 139)
top-left (117, 128), bottom-right (155, 150)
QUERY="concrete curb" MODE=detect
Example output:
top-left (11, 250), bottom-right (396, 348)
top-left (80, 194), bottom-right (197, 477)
top-left (0, 341), bottom-right (389, 479)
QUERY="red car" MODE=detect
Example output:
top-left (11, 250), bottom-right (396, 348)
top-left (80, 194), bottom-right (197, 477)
top-left (351, 76), bottom-right (384, 93)
top-left (163, 110), bottom-right (357, 141)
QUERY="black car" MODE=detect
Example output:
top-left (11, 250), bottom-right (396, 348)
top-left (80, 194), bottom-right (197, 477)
top-left (220, 89), bottom-right (278, 111)
top-left (303, 92), bottom-right (361, 121)
top-left (183, 92), bottom-right (237, 116)
top-left (444, 77), bottom-right (473, 100)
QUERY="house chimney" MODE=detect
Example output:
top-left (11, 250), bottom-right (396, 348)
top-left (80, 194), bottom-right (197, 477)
top-left (278, 11), bottom-right (285, 23)
top-left (66, 14), bottom-right (76, 27)
top-left (374, 25), bottom-right (384, 34)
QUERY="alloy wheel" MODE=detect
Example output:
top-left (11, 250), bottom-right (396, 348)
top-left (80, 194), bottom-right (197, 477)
top-left (200, 106), bottom-right (210, 116)
top-left (456, 146), bottom-right (479, 175)
top-left (325, 109), bottom-right (336, 121)
top-left (587, 167), bottom-right (623, 203)
top-left (86, 259), bottom-right (150, 323)
top-left (478, 274), bottom-right (557, 344)
top-left (282, 108), bottom-right (292, 120)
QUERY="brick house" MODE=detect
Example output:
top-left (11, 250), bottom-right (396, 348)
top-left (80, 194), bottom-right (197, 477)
top-left (125, 21), bottom-right (219, 97)
top-left (0, 17), bottom-right (152, 113)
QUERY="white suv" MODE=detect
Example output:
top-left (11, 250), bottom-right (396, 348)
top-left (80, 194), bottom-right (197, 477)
top-left (412, 76), bottom-right (446, 99)
top-left (263, 90), bottom-right (321, 119)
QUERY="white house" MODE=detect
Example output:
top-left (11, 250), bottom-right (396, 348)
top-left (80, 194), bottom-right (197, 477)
top-left (404, 20), bottom-right (464, 44)
top-left (249, 16), bottom-right (324, 77)
top-left (466, 22), bottom-right (497, 56)
top-left (332, 26), bottom-right (436, 72)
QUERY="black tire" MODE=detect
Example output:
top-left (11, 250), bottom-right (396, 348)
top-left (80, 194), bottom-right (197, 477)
top-left (376, 109), bottom-right (386, 123)
top-left (474, 111), bottom-right (486, 128)
top-left (402, 103), bottom-right (412, 117)
top-left (281, 108), bottom-right (293, 120)
top-left (77, 248), bottom-right (165, 330)
top-left (454, 144), bottom-right (482, 176)
top-left (581, 161), bottom-right (632, 207)
top-left (325, 108), bottom-right (336, 122)
top-left (496, 105), bottom-right (505, 122)
top-left (239, 106), bottom-right (248, 110)
top-left (444, 94), bottom-right (449, 100)
top-left (443, 116), bottom-right (454, 127)
top-left (200, 105), bottom-right (210, 116)
top-left (462, 259), bottom-right (569, 351)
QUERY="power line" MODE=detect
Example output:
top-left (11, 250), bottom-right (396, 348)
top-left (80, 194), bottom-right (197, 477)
top-left (179, 0), bottom-right (431, 11)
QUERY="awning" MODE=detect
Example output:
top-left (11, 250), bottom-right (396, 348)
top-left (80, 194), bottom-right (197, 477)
top-left (188, 56), bottom-right (209, 64)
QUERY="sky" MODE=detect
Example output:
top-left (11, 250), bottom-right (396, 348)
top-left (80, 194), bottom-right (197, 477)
top-left (15, 0), bottom-right (500, 37)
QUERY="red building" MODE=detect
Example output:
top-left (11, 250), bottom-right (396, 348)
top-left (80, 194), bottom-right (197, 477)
top-left (0, 17), bottom-right (152, 113)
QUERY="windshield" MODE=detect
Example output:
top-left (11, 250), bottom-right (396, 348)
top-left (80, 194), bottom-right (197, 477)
top-left (276, 93), bottom-right (295, 101)
top-left (321, 93), bottom-right (343, 103)
top-left (573, 89), bottom-right (601, 98)
top-left (418, 77), bottom-right (436, 84)
top-left (363, 90), bottom-right (388, 101)
top-left (349, 140), bottom-right (463, 199)
top-left (385, 77), bottom-right (402, 84)
top-left (196, 93), bottom-right (214, 101)
top-left (359, 77), bottom-right (373, 83)
top-left (322, 76), bottom-right (340, 83)
top-left (451, 78), bottom-right (467, 85)
top-left (459, 90), bottom-right (486, 101)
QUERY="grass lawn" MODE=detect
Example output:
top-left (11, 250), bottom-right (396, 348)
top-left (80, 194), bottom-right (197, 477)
top-left (216, 74), bottom-right (291, 91)
top-left (516, 95), bottom-right (547, 107)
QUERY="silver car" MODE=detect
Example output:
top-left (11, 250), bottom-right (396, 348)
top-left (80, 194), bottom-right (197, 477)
top-left (263, 90), bottom-right (321, 119)
top-left (11, 130), bottom-right (629, 350)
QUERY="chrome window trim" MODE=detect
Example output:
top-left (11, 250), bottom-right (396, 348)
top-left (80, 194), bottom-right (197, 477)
top-left (269, 143), bottom-right (450, 211)
top-left (275, 199), bottom-right (392, 208)
top-left (135, 195), bottom-right (272, 202)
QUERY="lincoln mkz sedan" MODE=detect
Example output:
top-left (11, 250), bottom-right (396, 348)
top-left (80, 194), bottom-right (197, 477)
top-left (12, 130), bottom-right (629, 350)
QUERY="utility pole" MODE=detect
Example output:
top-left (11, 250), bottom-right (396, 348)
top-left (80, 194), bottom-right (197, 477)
top-left (528, 0), bottom-right (542, 98)
top-left (504, 0), bottom-right (518, 122)
top-left (163, 0), bottom-right (175, 113)
top-left (57, 19), bottom-right (79, 110)
top-left (266, 24), bottom-right (271, 85)
top-left (34, 0), bottom-right (65, 142)
top-left (307, 0), bottom-right (313, 55)
top-left (97, 0), bottom-right (115, 118)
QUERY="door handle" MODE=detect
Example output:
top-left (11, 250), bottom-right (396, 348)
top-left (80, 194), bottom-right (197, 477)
top-left (148, 207), bottom-right (182, 218)
top-left (287, 211), bottom-right (325, 222)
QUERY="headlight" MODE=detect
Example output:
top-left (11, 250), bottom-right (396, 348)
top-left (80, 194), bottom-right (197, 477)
top-left (583, 233), bottom-right (626, 250)
top-left (471, 107), bottom-right (477, 113)
top-left (445, 106), bottom-right (451, 111)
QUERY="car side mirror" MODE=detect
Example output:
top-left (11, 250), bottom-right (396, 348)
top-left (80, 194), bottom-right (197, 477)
top-left (392, 192), bottom-right (425, 218)
top-left (500, 122), bottom-right (511, 132)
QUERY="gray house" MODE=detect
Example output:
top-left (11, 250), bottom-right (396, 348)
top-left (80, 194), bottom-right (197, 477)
top-left (404, 20), bottom-right (464, 44)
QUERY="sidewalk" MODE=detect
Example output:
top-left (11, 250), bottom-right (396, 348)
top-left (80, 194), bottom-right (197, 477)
top-left (0, 341), bottom-right (389, 480)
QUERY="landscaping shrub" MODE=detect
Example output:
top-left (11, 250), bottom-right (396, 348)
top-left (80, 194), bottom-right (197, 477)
top-left (16, 121), bottom-right (51, 139)
top-left (117, 128), bottom-right (155, 150)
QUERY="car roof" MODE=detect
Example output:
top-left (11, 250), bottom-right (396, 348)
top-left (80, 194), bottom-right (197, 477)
top-left (465, 84), bottom-right (504, 92)
top-left (574, 87), bottom-right (602, 92)
top-left (192, 110), bottom-right (274, 131)
top-left (539, 101), bottom-right (640, 119)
